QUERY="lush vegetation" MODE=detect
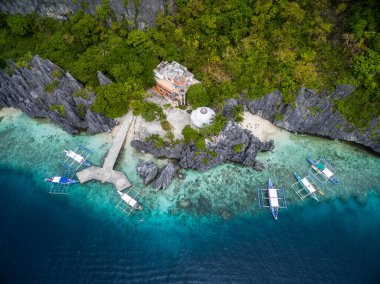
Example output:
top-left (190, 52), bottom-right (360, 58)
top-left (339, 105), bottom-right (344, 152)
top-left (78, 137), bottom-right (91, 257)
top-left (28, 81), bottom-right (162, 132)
top-left (0, 0), bottom-right (379, 126)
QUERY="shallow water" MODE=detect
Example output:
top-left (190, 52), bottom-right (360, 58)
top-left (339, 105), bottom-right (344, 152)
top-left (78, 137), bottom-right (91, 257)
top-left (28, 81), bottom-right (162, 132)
top-left (0, 111), bottom-right (379, 283)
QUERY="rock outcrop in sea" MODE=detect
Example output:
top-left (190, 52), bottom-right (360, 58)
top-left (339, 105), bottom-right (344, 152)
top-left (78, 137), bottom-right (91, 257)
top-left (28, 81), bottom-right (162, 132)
top-left (136, 160), bottom-right (159, 185)
top-left (154, 163), bottom-right (179, 191)
top-left (132, 121), bottom-right (274, 172)
top-left (0, 0), bottom-right (174, 29)
top-left (0, 55), bottom-right (115, 134)
top-left (239, 86), bottom-right (380, 153)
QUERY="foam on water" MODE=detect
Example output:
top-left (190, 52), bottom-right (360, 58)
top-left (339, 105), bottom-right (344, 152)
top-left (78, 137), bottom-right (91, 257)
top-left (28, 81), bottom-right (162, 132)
top-left (0, 110), bottom-right (380, 283)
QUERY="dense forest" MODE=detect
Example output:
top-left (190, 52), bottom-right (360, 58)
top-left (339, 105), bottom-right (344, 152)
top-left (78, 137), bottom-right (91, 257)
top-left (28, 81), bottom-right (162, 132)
top-left (0, 0), bottom-right (379, 126)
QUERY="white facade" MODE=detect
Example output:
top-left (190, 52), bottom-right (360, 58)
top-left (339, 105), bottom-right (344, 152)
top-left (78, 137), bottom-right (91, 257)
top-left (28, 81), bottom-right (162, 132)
top-left (190, 107), bottom-right (216, 128)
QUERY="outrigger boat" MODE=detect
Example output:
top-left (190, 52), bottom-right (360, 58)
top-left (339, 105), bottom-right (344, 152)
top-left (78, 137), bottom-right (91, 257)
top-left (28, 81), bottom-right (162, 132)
top-left (292, 172), bottom-right (319, 201)
top-left (116, 187), bottom-right (145, 216)
top-left (258, 179), bottom-right (287, 220)
top-left (45, 176), bottom-right (78, 185)
top-left (64, 149), bottom-right (91, 167)
top-left (307, 157), bottom-right (339, 185)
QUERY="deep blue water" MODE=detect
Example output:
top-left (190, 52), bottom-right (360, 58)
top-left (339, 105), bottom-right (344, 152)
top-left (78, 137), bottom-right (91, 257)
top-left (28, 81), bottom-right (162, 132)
top-left (1, 166), bottom-right (380, 283)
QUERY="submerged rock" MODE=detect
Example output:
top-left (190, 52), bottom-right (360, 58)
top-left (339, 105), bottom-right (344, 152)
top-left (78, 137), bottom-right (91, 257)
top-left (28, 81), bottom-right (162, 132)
top-left (136, 160), bottom-right (158, 185)
top-left (0, 55), bottom-right (115, 134)
top-left (154, 163), bottom-right (179, 191)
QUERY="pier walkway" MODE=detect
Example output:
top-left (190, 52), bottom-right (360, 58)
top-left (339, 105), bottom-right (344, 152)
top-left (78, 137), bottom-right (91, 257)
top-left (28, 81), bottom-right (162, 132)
top-left (76, 112), bottom-right (134, 191)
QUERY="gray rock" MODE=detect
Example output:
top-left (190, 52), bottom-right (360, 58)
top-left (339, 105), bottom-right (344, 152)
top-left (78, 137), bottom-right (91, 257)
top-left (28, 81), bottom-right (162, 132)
top-left (0, 0), bottom-right (174, 28)
top-left (0, 55), bottom-right (116, 134)
top-left (154, 162), bottom-right (179, 191)
top-left (136, 160), bottom-right (158, 185)
top-left (244, 86), bottom-right (380, 153)
top-left (131, 121), bottom-right (274, 172)
top-left (97, 71), bottom-right (113, 86)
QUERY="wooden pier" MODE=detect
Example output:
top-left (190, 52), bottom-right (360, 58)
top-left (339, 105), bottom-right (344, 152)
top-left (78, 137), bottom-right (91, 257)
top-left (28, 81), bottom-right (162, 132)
top-left (76, 112), bottom-right (134, 191)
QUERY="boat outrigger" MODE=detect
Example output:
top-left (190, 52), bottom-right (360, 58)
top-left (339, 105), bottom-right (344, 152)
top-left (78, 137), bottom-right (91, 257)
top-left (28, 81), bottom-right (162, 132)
top-left (64, 146), bottom-right (92, 170)
top-left (116, 187), bottom-right (144, 216)
top-left (291, 172), bottom-right (320, 201)
top-left (48, 145), bottom-right (93, 195)
top-left (258, 179), bottom-right (287, 219)
top-left (45, 176), bottom-right (77, 185)
top-left (307, 157), bottom-right (339, 185)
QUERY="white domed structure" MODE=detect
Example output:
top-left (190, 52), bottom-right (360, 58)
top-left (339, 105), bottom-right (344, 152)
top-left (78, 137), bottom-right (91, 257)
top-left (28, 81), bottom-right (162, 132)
top-left (190, 107), bottom-right (216, 128)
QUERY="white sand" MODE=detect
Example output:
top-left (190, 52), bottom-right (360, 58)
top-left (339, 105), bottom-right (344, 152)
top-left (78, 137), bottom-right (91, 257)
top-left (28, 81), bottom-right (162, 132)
top-left (239, 112), bottom-right (288, 141)
top-left (0, 107), bottom-right (21, 117)
top-left (133, 93), bottom-right (191, 140)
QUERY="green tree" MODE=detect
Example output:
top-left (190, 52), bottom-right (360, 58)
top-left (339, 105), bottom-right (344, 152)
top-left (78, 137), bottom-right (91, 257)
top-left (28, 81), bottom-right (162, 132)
top-left (6, 14), bottom-right (28, 36)
top-left (186, 84), bottom-right (210, 108)
top-left (93, 82), bottom-right (143, 118)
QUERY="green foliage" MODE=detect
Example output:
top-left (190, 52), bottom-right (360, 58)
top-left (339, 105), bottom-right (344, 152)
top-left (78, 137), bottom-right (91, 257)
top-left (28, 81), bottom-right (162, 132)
top-left (195, 139), bottom-right (206, 151)
top-left (182, 125), bottom-right (200, 143)
top-left (275, 113), bottom-right (284, 121)
top-left (160, 119), bottom-right (172, 131)
top-left (44, 80), bottom-right (59, 93)
top-left (50, 104), bottom-right (66, 116)
top-left (308, 106), bottom-right (321, 116)
top-left (231, 105), bottom-right (244, 123)
top-left (52, 68), bottom-right (63, 79)
top-left (0, 1), bottom-right (379, 129)
top-left (186, 84), bottom-right (209, 109)
top-left (6, 14), bottom-right (28, 36)
top-left (15, 51), bottom-right (33, 68)
top-left (74, 89), bottom-right (91, 99)
top-left (77, 103), bottom-right (87, 118)
top-left (232, 144), bottom-right (243, 153)
top-left (130, 100), bottom-right (165, 122)
top-left (202, 158), bottom-right (210, 165)
top-left (93, 82), bottom-right (143, 118)
top-left (145, 134), bottom-right (165, 148)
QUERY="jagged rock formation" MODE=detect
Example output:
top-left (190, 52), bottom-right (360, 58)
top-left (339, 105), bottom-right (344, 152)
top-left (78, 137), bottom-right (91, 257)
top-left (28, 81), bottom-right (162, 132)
top-left (131, 121), bottom-right (274, 172)
top-left (0, 55), bottom-right (115, 134)
top-left (136, 160), bottom-right (158, 185)
top-left (243, 86), bottom-right (380, 153)
top-left (0, 0), bottom-right (175, 28)
top-left (97, 71), bottom-right (113, 86)
top-left (154, 162), bottom-right (178, 191)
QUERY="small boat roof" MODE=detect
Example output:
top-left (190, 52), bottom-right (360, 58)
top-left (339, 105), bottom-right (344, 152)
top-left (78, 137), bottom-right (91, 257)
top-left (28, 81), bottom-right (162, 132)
top-left (301, 178), bottom-right (316, 193)
top-left (52, 176), bottom-right (61, 183)
top-left (322, 168), bottom-right (333, 178)
top-left (268, 188), bottom-right (279, 207)
top-left (121, 193), bottom-right (137, 207)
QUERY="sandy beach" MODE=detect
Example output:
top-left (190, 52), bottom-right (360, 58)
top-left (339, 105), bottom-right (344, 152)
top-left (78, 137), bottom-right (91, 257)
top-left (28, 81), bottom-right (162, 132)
top-left (239, 112), bottom-right (288, 141)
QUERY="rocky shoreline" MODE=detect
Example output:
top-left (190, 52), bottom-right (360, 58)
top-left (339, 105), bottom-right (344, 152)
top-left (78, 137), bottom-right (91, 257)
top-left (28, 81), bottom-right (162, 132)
top-left (0, 56), bottom-right (115, 134)
top-left (132, 121), bottom-right (275, 189)
top-left (241, 86), bottom-right (380, 153)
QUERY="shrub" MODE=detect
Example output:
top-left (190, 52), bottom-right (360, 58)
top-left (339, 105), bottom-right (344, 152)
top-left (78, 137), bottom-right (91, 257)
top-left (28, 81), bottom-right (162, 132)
top-left (182, 125), bottom-right (200, 143)
top-left (160, 119), bottom-right (172, 131)
top-left (275, 113), bottom-right (284, 121)
top-left (50, 104), bottom-right (66, 116)
top-left (195, 138), bottom-right (206, 151)
top-left (44, 80), bottom-right (59, 93)
top-left (232, 144), bottom-right (243, 153)
top-left (202, 158), bottom-right (210, 164)
top-left (145, 134), bottom-right (165, 148)
top-left (74, 89), bottom-right (91, 99)
top-left (186, 84), bottom-right (210, 109)
top-left (52, 68), bottom-right (64, 79)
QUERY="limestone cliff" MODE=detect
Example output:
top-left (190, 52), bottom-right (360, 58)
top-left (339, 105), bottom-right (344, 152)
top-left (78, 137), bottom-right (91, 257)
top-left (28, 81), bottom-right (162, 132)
top-left (242, 86), bottom-right (380, 153)
top-left (0, 0), bottom-right (174, 28)
top-left (0, 55), bottom-right (115, 134)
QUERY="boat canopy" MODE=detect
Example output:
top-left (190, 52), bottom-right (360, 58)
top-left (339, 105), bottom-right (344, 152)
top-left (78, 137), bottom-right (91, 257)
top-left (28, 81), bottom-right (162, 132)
top-left (301, 178), bottom-right (316, 193)
top-left (121, 193), bottom-right (137, 207)
top-left (268, 188), bottom-right (279, 207)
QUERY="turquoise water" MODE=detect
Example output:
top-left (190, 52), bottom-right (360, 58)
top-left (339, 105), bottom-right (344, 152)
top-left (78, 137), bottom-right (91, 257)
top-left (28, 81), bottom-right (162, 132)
top-left (0, 110), bottom-right (379, 283)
